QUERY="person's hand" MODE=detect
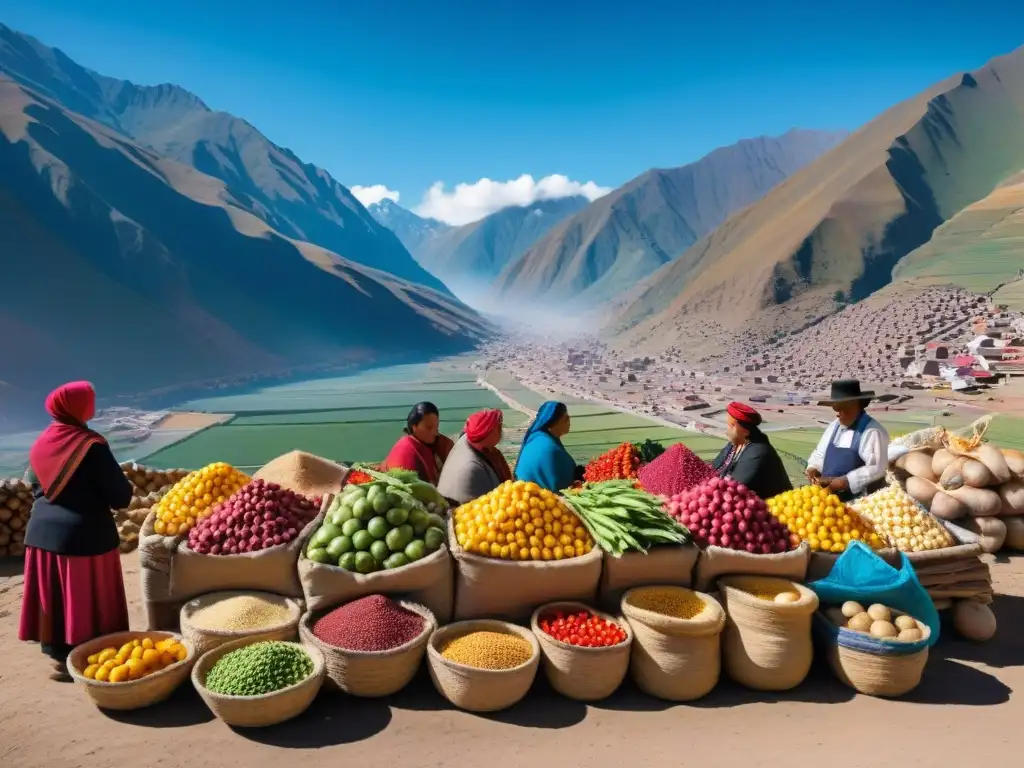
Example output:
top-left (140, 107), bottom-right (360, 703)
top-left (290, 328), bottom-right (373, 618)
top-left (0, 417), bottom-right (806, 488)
top-left (816, 475), bottom-right (833, 488)
top-left (805, 467), bottom-right (821, 483)
top-left (827, 476), bottom-right (849, 492)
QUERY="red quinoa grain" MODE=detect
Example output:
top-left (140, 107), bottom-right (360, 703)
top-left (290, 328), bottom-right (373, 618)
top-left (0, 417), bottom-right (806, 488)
top-left (312, 594), bottom-right (425, 651)
top-left (638, 443), bottom-right (717, 498)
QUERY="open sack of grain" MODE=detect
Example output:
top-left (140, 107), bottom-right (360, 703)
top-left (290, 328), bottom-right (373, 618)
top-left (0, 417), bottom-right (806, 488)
top-left (891, 415), bottom-right (1023, 555)
top-left (113, 463), bottom-right (188, 553)
top-left (254, 451), bottom-right (347, 498)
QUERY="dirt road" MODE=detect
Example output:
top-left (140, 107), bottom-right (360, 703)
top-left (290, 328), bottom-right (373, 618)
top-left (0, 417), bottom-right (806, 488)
top-left (1, 555), bottom-right (1020, 768)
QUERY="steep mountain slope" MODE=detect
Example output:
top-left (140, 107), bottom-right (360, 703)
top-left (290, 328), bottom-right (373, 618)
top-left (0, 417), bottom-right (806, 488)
top-left (613, 47), bottom-right (1024, 356)
top-left (416, 196), bottom-right (591, 297)
top-left (0, 24), bottom-right (447, 291)
top-left (0, 77), bottom-right (486, 416)
top-left (492, 130), bottom-right (847, 303)
top-left (368, 198), bottom-right (449, 258)
top-left (892, 176), bottom-right (1024, 309)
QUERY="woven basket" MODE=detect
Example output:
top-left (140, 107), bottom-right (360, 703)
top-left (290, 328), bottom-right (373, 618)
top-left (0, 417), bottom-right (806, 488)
top-left (426, 620), bottom-right (540, 712)
top-left (179, 590), bottom-right (303, 656)
top-left (815, 611), bottom-right (930, 697)
top-left (621, 586), bottom-right (725, 701)
top-left (298, 601), bottom-right (435, 697)
top-left (530, 601), bottom-right (632, 701)
top-left (719, 576), bottom-right (818, 691)
top-left (191, 637), bottom-right (326, 727)
top-left (67, 631), bottom-right (196, 710)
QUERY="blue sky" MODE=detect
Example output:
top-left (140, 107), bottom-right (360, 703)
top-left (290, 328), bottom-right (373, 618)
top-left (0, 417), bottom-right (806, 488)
top-left (4, 1), bottom-right (1023, 223)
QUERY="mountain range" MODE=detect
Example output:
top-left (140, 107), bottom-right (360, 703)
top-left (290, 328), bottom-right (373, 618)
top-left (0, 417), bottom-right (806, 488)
top-left (371, 196), bottom-right (591, 301)
top-left (612, 45), bottom-right (1024, 356)
top-left (491, 129), bottom-right (848, 305)
top-left (0, 30), bottom-right (488, 428)
top-left (0, 24), bottom-right (446, 293)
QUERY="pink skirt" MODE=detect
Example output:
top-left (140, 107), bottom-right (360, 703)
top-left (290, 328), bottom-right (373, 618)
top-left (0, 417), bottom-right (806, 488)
top-left (18, 546), bottom-right (129, 647)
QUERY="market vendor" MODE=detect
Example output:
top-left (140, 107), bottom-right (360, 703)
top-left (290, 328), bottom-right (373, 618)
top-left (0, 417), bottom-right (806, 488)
top-left (19, 382), bottom-right (133, 681)
top-left (712, 401), bottom-right (792, 499)
top-left (437, 409), bottom-right (513, 505)
top-left (514, 401), bottom-right (581, 491)
top-left (381, 402), bottom-right (454, 485)
top-left (805, 379), bottom-right (890, 502)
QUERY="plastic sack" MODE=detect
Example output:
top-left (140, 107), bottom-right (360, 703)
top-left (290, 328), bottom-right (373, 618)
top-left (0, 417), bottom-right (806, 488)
top-left (806, 541), bottom-right (939, 646)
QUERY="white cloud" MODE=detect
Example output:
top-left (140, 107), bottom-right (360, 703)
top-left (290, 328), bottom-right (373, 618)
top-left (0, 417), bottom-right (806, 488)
top-left (351, 184), bottom-right (400, 207)
top-left (414, 174), bottom-right (611, 226)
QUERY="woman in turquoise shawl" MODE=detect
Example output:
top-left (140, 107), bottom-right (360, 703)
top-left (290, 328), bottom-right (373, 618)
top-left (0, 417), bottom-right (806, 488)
top-left (514, 401), bottom-right (579, 491)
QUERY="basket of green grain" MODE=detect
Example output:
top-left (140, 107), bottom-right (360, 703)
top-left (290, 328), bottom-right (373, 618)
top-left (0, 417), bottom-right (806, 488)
top-left (180, 591), bottom-right (303, 656)
top-left (621, 585), bottom-right (725, 701)
top-left (191, 638), bottom-right (325, 727)
top-left (426, 620), bottom-right (540, 712)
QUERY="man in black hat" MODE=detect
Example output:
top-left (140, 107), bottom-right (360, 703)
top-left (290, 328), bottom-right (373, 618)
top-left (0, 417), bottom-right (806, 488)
top-left (804, 379), bottom-right (890, 502)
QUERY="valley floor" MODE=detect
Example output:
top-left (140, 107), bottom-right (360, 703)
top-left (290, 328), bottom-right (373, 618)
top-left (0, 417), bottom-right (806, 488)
top-left (0, 552), bottom-right (1020, 768)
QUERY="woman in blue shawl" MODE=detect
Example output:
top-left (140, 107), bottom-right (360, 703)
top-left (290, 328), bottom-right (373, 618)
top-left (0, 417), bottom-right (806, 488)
top-left (514, 401), bottom-right (579, 491)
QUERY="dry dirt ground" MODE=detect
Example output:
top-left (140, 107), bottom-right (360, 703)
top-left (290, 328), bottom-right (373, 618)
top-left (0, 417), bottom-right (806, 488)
top-left (1, 554), bottom-right (1021, 768)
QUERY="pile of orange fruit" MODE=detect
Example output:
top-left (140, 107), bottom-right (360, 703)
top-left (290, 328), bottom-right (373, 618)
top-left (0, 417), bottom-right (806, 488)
top-left (152, 462), bottom-right (250, 536)
top-left (82, 636), bottom-right (189, 683)
top-left (453, 480), bottom-right (594, 561)
top-left (767, 485), bottom-right (885, 553)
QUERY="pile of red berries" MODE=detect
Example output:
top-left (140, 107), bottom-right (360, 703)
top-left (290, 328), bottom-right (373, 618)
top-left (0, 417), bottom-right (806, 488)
top-left (537, 609), bottom-right (628, 648)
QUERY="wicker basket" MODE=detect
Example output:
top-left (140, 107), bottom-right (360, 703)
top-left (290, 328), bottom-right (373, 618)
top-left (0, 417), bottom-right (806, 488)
top-left (298, 601), bottom-right (435, 697)
top-left (426, 620), bottom-right (540, 712)
top-left (621, 586), bottom-right (725, 701)
top-left (179, 590), bottom-right (303, 656)
top-left (67, 631), bottom-right (196, 710)
top-left (815, 611), bottom-right (931, 697)
top-left (719, 576), bottom-right (818, 691)
top-left (530, 601), bottom-right (631, 701)
top-left (191, 637), bottom-right (326, 727)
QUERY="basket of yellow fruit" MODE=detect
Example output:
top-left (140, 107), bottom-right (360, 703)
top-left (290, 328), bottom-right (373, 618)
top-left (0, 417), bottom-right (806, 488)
top-left (68, 631), bottom-right (195, 710)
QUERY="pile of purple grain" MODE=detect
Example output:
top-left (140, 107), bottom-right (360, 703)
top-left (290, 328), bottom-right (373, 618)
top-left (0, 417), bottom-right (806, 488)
top-left (312, 594), bottom-right (425, 651)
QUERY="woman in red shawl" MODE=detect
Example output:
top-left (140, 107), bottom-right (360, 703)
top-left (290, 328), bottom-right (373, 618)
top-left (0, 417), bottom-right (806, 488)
top-left (381, 402), bottom-right (454, 485)
top-left (19, 382), bottom-right (133, 680)
top-left (437, 409), bottom-right (512, 505)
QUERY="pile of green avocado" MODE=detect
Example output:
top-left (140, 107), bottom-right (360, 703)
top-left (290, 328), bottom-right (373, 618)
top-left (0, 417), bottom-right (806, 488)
top-left (305, 481), bottom-right (447, 573)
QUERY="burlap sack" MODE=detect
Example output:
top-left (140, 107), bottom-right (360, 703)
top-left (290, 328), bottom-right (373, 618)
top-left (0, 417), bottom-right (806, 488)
top-left (719, 576), bottom-right (818, 691)
top-left (806, 546), bottom-right (900, 583)
top-left (621, 587), bottom-right (724, 701)
top-left (598, 545), bottom-right (699, 611)
top-left (916, 565), bottom-right (991, 588)
top-left (138, 510), bottom-right (314, 629)
top-left (693, 542), bottom-right (810, 591)
top-left (297, 510), bottom-right (454, 623)
top-left (448, 518), bottom-right (603, 621)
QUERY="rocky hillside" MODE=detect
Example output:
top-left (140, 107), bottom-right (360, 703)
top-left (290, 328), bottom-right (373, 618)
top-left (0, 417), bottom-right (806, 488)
top-left (368, 199), bottom-right (449, 259)
top-left (0, 77), bottom-right (487, 422)
top-left (0, 24), bottom-right (447, 292)
top-left (415, 197), bottom-right (590, 299)
top-left (492, 129), bottom-right (847, 304)
top-left (614, 46), bottom-right (1024, 355)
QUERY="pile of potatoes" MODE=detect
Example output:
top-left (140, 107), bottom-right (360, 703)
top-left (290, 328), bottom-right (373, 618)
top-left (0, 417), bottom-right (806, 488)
top-left (825, 601), bottom-right (927, 643)
top-left (0, 479), bottom-right (31, 558)
top-left (893, 443), bottom-right (1024, 554)
top-left (114, 463), bottom-right (189, 553)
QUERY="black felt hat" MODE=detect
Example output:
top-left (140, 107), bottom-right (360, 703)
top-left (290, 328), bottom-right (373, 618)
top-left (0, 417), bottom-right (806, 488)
top-left (817, 379), bottom-right (875, 406)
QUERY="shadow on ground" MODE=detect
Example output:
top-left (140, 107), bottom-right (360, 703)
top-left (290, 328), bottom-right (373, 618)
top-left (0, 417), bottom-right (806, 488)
top-left (103, 684), bottom-right (214, 728)
top-left (0, 557), bottom-right (24, 579)
top-left (938, 593), bottom-right (1024, 669)
top-left (231, 689), bottom-right (392, 747)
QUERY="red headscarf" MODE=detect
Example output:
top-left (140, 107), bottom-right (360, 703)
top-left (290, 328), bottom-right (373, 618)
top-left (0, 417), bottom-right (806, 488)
top-left (28, 381), bottom-right (106, 499)
top-left (463, 409), bottom-right (511, 482)
top-left (465, 409), bottom-right (503, 445)
top-left (726, 401), bottom-right (762, 429)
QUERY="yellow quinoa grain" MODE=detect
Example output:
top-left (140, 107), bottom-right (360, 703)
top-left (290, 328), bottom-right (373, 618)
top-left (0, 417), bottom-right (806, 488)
top-left (627, 586), bottom-right (706, 619)
top-left (440, 631), bottom-right (533, 670)
top-left (191, 595), bottom-right (292, 632)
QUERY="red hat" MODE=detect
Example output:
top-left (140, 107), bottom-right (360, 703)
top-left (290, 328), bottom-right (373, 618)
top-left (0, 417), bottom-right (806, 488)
top-left (465, 409), bottom-right (503, 443)
top-left (726, 401), bottom-right (762, 428)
